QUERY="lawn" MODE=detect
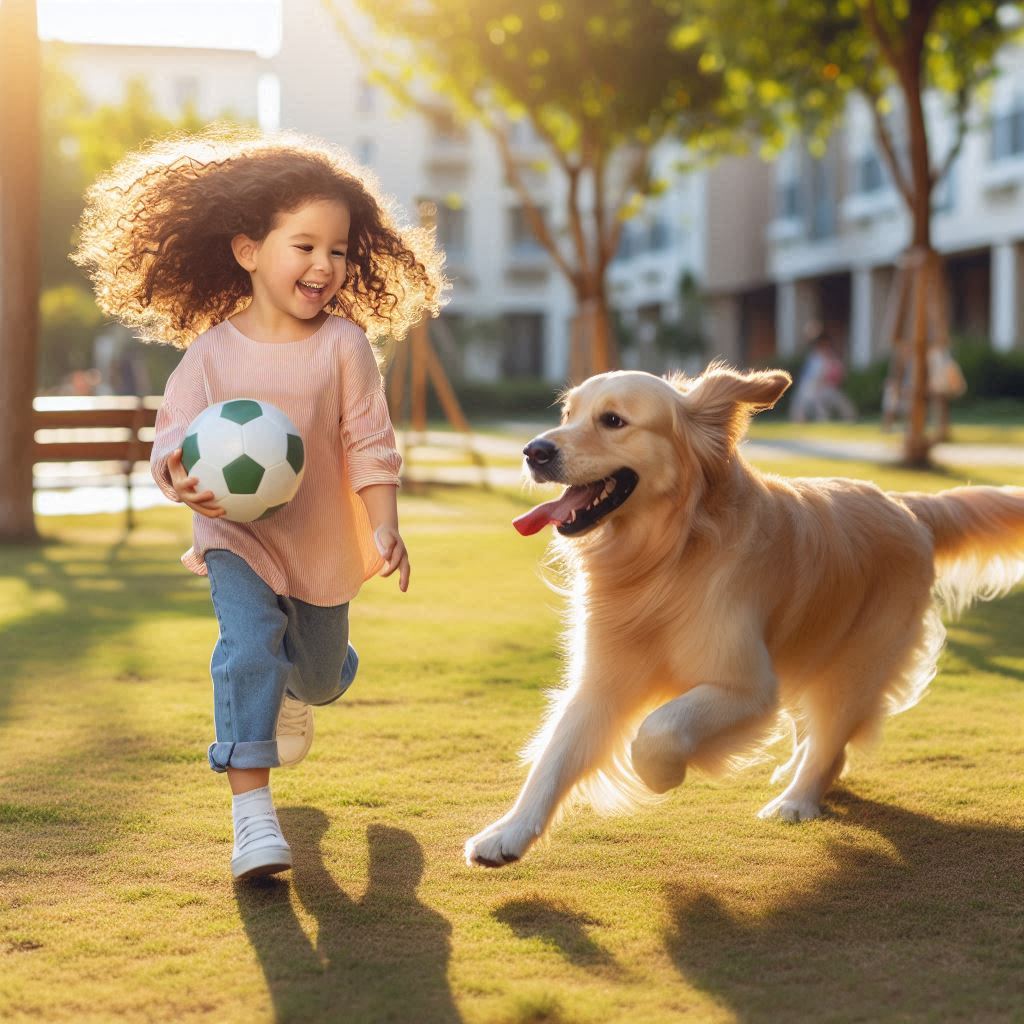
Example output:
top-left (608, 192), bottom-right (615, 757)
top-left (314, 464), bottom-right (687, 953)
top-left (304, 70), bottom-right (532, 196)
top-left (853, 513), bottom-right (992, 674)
top-left (1, 464), bottom-right (1022, 1023)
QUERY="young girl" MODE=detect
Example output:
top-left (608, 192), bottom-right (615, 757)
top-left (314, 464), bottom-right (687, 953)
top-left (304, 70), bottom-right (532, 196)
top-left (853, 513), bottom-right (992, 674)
top-left (74, 129), bottom-right (445, 880)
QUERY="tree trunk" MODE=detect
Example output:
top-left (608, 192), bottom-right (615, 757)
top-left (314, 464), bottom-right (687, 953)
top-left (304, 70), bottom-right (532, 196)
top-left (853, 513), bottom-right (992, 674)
top-left (569, 290), bottom-right (618, 381)
top-left (0, 0), bottom-right (42, 542)
top-left (900, 17), bottom-right (935, 468)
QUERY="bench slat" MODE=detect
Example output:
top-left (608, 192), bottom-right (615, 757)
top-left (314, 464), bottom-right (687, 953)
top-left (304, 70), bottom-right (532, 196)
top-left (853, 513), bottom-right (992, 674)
top-left (33, 409), bottom-right (158, 429)
top-left (33, 441), bottom-right (155, 463)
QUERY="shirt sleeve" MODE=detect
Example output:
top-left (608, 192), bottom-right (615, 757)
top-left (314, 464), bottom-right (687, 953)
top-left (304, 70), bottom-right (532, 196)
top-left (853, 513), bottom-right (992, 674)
top-left (340, 329), bottom-right (403, 492)
top-left (150, 346), bottom-right (209, 503)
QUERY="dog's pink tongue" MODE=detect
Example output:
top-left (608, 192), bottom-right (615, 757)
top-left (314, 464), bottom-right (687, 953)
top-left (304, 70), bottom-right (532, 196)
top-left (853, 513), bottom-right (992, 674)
top-left (513, 485), bottom-right (594, 536)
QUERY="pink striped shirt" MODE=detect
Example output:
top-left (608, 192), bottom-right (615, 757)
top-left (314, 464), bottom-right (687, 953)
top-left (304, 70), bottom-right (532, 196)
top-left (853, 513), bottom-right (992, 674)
top-left (150, 316), bottom-right (402, 606)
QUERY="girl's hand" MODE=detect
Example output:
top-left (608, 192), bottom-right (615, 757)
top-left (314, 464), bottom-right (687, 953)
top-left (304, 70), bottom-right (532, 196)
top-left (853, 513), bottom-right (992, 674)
top-left (374, 525), bottom-right (410, 592)
top-left (167, 448), bottom-right (226, 518)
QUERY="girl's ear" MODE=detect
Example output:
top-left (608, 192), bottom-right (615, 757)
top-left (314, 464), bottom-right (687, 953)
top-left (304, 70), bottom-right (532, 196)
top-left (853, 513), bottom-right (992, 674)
top-left (231, 234), bottom-right (259, 273)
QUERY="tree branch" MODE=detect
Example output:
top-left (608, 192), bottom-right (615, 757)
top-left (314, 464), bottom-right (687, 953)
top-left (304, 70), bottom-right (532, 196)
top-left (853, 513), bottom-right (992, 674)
top-left (490, 123), bottom-right (580, 288)
top-left (862, 84), bottom-right (914, 207)
top-left (863, 0), bottom-right (904, 75)
top-left (566, 161), bottom-right (593, 286)
top-left (931, 87), bottom-right (969, 189)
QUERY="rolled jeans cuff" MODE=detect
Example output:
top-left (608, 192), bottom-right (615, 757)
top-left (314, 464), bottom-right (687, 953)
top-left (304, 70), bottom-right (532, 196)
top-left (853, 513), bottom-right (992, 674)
top-left (208, 739), bottom-right (281, 773)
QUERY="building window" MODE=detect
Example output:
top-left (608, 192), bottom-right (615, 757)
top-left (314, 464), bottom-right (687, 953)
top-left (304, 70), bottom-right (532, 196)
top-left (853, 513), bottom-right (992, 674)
top-left (508, 206), bottom-right (546, 257)
top-left (854, 150), bottom-right (886, 194)
top-left (776, 179), bottom-right (801, 220)
top-left (357, 78), bottom-right (376, 115)
top-left (356, 137), bottom-right (375, 166)
top-left (649, 218), bottom-right (672, 251)
top-left (501, 313), bottom-right (545, 377)
top-left (808, 157), bottom-right (837, 239)
top-left (436, 204), bottom-right (468, 260)
top-left (992, 103), bottom-right (1024, 160)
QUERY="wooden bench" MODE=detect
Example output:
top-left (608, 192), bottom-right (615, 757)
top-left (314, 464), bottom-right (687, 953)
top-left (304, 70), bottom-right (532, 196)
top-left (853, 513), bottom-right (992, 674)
top-left (32, 396), bottom-right (159, 528)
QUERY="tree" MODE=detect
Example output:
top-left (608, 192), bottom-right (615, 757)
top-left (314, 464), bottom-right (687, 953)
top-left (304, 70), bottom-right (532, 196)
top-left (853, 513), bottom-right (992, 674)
top-left (0, 0), bottom-right (43, 542)
top-left (688, 0), bottom-right (1021, 464)
top-left (328, 0), bottom-right (736, 377)
top-left (40, 52), bottom-right (207, 291)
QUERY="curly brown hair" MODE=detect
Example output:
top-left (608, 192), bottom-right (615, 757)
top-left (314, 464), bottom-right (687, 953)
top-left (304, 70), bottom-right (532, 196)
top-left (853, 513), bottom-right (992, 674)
top-left (72, 126), bottom-right (447, 347)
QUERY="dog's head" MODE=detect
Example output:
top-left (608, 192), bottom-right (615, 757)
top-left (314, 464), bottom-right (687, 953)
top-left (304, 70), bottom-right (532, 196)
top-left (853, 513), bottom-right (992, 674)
top-left (514, 364), bottom-right (790, 539)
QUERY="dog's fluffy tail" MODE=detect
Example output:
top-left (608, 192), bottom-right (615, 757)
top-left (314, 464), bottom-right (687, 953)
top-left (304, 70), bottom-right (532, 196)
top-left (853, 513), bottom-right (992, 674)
top-left (901, 487), bottom-right (1024, 617)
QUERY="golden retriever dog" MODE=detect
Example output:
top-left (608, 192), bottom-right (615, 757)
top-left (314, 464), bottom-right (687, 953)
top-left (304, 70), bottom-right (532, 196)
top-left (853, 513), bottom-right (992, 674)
top-left (464, 364), bottom-right (1024, 867)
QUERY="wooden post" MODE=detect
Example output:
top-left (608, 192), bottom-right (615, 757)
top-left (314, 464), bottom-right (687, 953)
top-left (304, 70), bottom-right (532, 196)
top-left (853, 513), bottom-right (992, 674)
top-left (0, 0), bottom-right (42, 542)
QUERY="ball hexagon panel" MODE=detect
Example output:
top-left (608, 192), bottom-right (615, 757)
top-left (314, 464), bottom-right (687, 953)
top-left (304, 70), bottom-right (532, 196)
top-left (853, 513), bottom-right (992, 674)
top-left (219, 493), bottom-right (270, 523)
top-left (256, 461), bottom-right (302, 506)
top-left (242, 415), bottom-right (289, 468)
top-left (195, 412), bottom-right (245, 466)
top-left (189, 460), bottom-right (229, 501)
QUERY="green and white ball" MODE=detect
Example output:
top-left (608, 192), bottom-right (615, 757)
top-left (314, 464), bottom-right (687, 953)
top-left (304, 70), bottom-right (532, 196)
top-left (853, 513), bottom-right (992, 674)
top-left (181, 399), bottom-right (305, 523)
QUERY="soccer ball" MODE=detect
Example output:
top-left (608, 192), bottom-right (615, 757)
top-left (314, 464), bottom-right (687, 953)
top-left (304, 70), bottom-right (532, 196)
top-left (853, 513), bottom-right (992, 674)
top-left (181, 399), bottom-right (305, 522)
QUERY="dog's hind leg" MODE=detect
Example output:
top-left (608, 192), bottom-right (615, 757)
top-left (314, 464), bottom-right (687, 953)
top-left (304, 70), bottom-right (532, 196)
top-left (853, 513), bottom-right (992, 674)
top-left (756, 703), bottom-right (852, 823)
top-left (759, 604), bottom-right (940, 823)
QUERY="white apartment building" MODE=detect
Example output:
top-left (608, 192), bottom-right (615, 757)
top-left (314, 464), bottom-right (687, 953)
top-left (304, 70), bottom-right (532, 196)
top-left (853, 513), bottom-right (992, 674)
top-left (53, 11), bottom-right (1024, 381)
top-left (765, 47), bottom-right (1024, 369)
top-left (55, 41), bottom-right (267, 126)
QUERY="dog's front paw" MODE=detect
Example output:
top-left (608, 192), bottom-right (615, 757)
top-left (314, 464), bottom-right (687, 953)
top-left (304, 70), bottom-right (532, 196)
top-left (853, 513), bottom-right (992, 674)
top-left (757, 795), bottom-right (823, 823)
top-left (630, 731), bottom-right (687, 794)
top-left (464, 819), bottom-right (536, 868)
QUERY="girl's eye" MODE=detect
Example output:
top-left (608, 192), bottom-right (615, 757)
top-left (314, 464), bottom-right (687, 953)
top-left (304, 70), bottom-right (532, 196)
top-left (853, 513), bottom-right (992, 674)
top-left (332, 251), bottom-right (346, 258)
top-left (599, 412), bottom-right (626, 429)
top-left (295, 245), bottom-right (313, 252)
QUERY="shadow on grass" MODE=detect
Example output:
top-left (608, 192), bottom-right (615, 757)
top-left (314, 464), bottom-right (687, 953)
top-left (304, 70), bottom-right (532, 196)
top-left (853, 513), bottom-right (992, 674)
top-left (236, 809), bottom-right (460, 1024)
top-left (493, 897), bottom-right (620, 974)
top-left (665, 791), bottom-right (1024, 1023)
top-left (0, 534), bottom-right (210, 724)
top-left (944, 589), bottom-right (1024, 683)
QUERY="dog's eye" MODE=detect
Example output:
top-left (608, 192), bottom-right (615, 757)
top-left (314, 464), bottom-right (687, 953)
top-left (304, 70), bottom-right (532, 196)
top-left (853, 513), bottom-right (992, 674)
top-left (599, 412), bottom-right (626, 429)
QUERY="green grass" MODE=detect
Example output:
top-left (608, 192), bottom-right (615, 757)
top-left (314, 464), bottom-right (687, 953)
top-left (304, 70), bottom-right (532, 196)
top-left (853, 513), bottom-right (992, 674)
top-left (1, 467), bottom-right (1022, 1023)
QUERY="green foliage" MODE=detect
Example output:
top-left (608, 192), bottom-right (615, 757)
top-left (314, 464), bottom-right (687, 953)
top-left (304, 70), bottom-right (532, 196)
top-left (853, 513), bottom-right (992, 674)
top-left (953, 336), bottom-right (1024, 399)
top-left (443, 378), bottom-right (562, 421)
top-left (42, 48), bottom-right (214, 290)
top-left (36, 285), bottom-right (103, 390)
top-left (346, 0), bottom-right (733, 158)
top-left (38, 47), bottom-right (246, 389)
top-left (685, 0), bottom-right (1016, 153)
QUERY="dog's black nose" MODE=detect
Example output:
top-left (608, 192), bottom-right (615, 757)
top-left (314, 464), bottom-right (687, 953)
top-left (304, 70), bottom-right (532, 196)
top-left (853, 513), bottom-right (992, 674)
top-left (523, 438), bottom-right (558, 465)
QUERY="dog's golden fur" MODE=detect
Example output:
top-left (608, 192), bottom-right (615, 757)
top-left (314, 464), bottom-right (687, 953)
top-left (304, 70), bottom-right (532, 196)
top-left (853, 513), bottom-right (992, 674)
top-left (465, 364), bottom-right (1024, 867)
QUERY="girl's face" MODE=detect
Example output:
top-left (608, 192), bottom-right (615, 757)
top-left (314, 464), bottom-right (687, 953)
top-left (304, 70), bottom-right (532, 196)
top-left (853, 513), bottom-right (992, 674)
top-left (235, 198), bottom-right (351, 326)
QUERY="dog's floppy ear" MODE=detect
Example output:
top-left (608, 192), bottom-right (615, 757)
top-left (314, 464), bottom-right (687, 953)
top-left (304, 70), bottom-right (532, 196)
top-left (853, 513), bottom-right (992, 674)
top-left (671, 362), bottom-right (791, 469)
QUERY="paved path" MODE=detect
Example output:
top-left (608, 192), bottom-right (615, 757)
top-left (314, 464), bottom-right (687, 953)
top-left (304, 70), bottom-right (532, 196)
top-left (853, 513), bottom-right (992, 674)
top-left (32, 426), bottom-right (1022, 516)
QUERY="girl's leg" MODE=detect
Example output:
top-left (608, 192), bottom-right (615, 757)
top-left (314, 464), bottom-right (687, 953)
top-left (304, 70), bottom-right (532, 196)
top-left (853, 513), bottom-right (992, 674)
top-left (280, 597), bottom-right (358, 706)
top-left (206, 550), bottom-right (292, 773)
top-left (206, 550), bottom-right (295, 879)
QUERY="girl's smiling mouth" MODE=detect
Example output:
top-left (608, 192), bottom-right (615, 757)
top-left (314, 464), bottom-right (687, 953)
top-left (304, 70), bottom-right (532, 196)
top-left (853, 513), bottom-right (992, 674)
top-left (297, 280), bottom-right (328, 300)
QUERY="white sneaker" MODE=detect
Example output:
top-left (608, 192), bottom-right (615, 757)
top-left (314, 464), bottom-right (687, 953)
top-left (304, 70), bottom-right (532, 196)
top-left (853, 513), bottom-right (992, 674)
top-left (276, 694), bottom-right (314, 767)
top-left (231, 787), bottom-right (292, 880)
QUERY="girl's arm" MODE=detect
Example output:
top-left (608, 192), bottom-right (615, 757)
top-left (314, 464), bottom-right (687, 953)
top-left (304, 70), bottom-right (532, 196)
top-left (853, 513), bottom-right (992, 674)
top-left (151, 347), bottom-right (210, 503)
top-left (358, 483), bottom-right (409, 592)
top-left (340, 327), bottom-right (407, 589)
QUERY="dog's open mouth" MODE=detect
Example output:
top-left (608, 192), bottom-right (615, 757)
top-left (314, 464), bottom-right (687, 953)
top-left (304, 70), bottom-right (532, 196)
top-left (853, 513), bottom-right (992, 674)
top-left (513, 468), bottom-right (638, 537)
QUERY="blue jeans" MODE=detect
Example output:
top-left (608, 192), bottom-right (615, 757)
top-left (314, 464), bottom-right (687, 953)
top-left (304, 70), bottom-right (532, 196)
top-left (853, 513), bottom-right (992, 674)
top-left (205, 549), bottom-right (359, 772)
